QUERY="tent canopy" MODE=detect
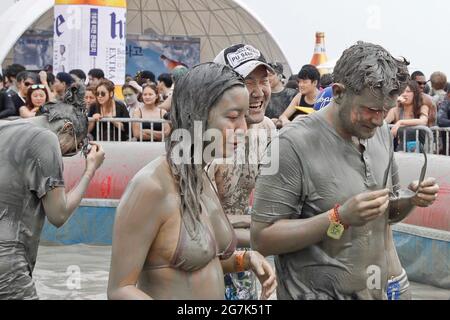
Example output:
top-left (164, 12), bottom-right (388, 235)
top-left (1, 0), bottom-right (291, 75)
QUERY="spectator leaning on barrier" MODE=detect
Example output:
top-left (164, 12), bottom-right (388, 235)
top-left (84, 86), bottom-right (97, 113)
top-left (132, 83), bottom-right (169, 142)
top-left (122, 82), bottom-right (143, 116)
top-left (385, 80), bottom-right (429, 152)
top-left (88, 79), bottom-right (129, 142)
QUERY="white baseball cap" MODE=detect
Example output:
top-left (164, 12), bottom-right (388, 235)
top-left (213, 44), bottom-right (273, 78)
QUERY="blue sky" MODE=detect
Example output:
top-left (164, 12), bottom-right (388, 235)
top-left (243, 0), bottom-right (449, 78)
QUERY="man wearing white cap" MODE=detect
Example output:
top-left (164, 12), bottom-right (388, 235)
top-left (208, 44), bottom-right (276, 300)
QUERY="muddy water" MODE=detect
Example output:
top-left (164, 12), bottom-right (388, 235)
top-left (34, 244), bottom-right (449, 300)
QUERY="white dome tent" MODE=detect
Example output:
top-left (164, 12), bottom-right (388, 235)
top-left (0, 0), bottom-right (291, 75)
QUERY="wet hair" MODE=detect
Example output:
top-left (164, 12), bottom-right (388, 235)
top-left (36, 85), bottom-right (88, 139)
top-left (141, 83), bottom-right (160, 105)
top-left (399, 80), bottom-right (423, 118)
top-left (298, 64), bottom-right (321, 85)
top-left (430, 71), bottom-right (447, 91)
top-left (166, 62), bottom-right (245, 237)
top-left (157, 73), bottom-right (173, 88)
top-left (25, 85), bottom-right (49, 110)
top-left (69, 69), bottom-right (87, 82)
top-left (411, 71), bottom-right (425, 80)
top-left (88, 68), bottom-right (105, 80)
top-left (333, 41), bottom-right (410, 98)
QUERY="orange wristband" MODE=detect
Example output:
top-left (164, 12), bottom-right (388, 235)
top-left (331, 204), bottom-right (349, 229)
top-left (235, 251), bottom-right (247, 272)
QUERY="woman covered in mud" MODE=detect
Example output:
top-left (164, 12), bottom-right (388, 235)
top-left (107, 63), bottom-right (277, 300)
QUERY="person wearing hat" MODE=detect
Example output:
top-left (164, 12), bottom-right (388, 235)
top-left (52, 72), bottom-right (75, 102)
top-left (209, 44), bottom-right (276, 300)
top-left (266, 62), bottom-right (298, 127)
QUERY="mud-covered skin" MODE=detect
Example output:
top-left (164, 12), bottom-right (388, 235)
top-left (250, 42), bottom-right (431, 300)
top-left (0, 121), bottom-right (64, 300)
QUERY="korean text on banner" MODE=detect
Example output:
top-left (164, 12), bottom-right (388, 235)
top-left (53, 0), bottom-right (126, 85)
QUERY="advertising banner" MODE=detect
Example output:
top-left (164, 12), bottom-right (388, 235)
top-left (53, 0), bottom-right (126, 84)
top-left (14, 31), bottom-right (53, 71)
top-left (126, 35), bottom-right (200, 78)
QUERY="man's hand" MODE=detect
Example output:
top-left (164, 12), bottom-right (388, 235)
top-left (339, 189), bottom-right (390, 227)
top-left (85, 142), bottom-right (105, 176)
top-left (409, 177), bottom-right (439, 207)
top-left (247, 251), bottom-right (277, 300)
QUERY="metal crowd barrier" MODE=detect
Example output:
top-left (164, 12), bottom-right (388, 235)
top-left (431, 126), bottom-right (450, 156)
top-left (388, 125), bottom-right (450, 156)
top-left (390, 125), bottom-right (434, 154)
top-left (88, 117), bottom-right (169, 142)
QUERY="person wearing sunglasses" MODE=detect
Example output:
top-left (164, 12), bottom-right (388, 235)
top-left (18, 84), bottom-right (50, 118)
top-left (88, 79), bottom-right (129, 141)
top-left (251, 42), bottom-right (439, 300)
top-left (0, 89), bottom-right (105, 299)
top-left (411, 71), bottom-right (436, 127)
top-left (10, 71), bottom-right (39, 116)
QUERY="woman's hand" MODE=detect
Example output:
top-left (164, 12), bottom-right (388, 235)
top-left (390, 122), bottom-right (402, 137)
top-left (92, 113), bottom-right (102, 122)
top-left (247, 251), bottom-right (277, 300)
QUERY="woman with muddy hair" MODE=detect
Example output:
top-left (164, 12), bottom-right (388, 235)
top-left (107, 63), bottom-right (276, 300)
